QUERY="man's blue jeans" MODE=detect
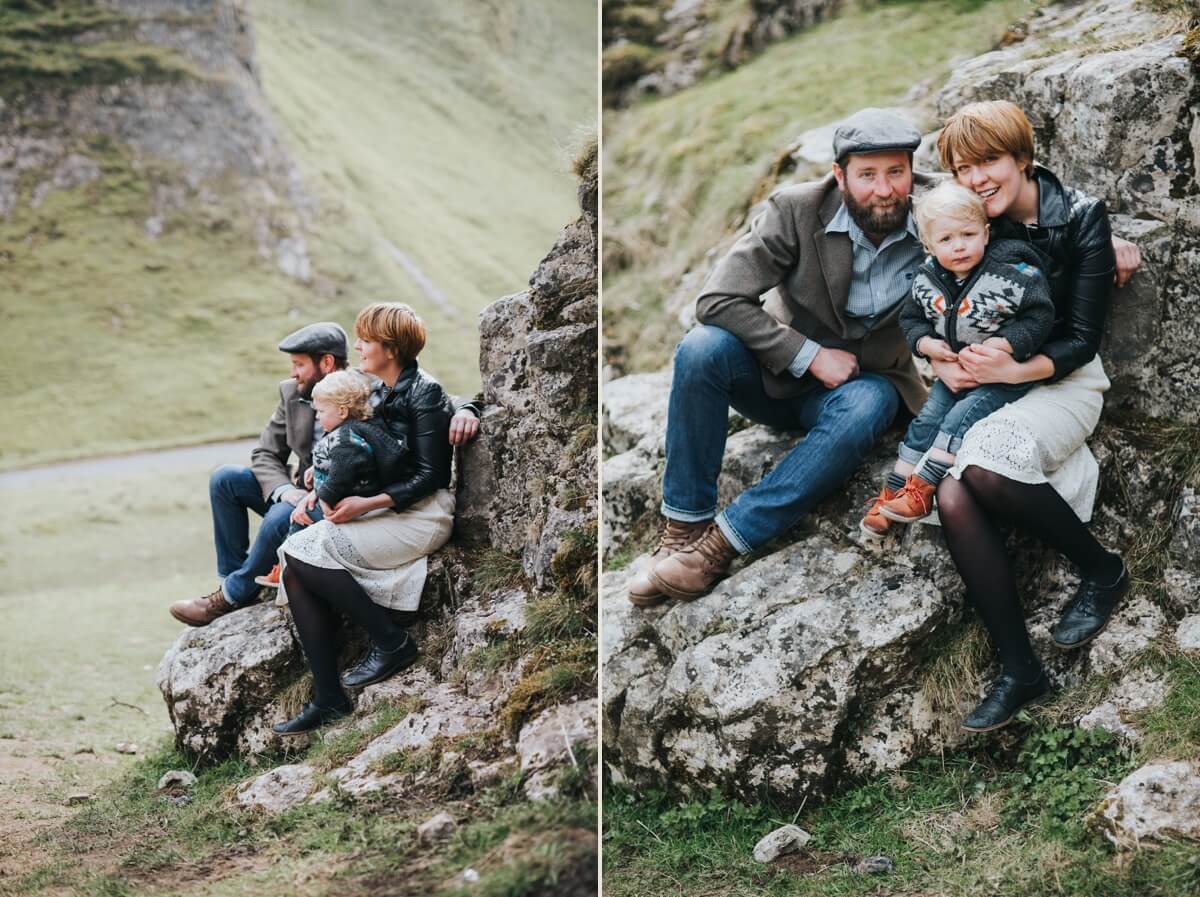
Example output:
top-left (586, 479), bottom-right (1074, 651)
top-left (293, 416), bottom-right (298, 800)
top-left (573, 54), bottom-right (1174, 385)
top-left (209, 465), bottom-right (324, 606)
top-left (661, 325), bottom-right (899, 554)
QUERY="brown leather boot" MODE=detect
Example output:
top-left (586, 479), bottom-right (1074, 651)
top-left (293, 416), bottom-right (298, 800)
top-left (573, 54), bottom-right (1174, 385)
top-left (879, 475), bottom-right (937, 523)
top-left (860, 484), bottom-right (899, 536)
top-left (647, 522), bottom-right (738, 601)
top-left (169, 587), bottom-right (237, 627)
top-left (627, 518), bottom-right (711, 607)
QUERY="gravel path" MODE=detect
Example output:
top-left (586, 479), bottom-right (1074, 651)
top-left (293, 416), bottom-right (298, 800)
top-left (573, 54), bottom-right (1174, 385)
top-left (0, 439), bottom-right (257, 488)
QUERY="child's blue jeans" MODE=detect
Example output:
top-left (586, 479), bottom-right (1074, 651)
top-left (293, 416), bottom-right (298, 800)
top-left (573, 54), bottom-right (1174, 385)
top-left (898, 379), bottom-right (1033, 464)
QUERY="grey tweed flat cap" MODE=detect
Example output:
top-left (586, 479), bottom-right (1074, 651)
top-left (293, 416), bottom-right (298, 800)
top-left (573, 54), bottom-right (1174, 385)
top-left (833, 108), bottom-right (922, 160)
top-left (277, 322), bottom-right (349, 358)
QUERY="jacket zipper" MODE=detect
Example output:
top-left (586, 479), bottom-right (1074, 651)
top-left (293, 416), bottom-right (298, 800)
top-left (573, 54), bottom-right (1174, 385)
top-left (926, 261), bottom-right (987, 353)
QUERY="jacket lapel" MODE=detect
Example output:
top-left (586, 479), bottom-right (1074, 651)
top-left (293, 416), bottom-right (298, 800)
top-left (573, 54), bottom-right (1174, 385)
top-left (814, 188), bottom-right (852, 334)
top-left (288, 392), bottom-right (314, 459)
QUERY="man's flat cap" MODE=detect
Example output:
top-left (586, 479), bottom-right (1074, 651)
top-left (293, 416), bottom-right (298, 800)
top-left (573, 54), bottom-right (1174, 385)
top-left (833, 108), bottom-right (922, 160)
top-left (278, 322), bottom-right (349, 358)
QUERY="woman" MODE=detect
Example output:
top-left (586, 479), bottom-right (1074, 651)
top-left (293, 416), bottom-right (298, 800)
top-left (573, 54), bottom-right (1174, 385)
top-left (272, 302), bottom-right (461, 735)
top-left (929, 100), bottom-right (1142, 733)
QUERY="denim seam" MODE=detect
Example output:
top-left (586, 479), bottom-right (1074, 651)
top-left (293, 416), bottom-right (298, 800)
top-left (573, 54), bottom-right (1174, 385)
top-left (933, 431), bottom-right (955, 452)
top-left (897, 442), bottom-right (925, 465)
top-left (660, 500), bottom-right (718, 523)
top-left (714, 512), bottom-right (751, 556)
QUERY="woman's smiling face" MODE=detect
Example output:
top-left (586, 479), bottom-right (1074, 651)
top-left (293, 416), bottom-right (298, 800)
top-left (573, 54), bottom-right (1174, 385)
top-left (953, 152), bottom-right (1026, 218)
top-left (355, 336), bottom-right (393, 375)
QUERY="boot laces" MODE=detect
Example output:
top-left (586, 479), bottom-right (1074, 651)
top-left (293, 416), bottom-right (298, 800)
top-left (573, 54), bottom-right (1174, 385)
top-left (896, 478), bottom-right (934, 515)
top-left (658, 520), bottom-right (700, 554)
top-left (691, 525), bottom-right (733, 567)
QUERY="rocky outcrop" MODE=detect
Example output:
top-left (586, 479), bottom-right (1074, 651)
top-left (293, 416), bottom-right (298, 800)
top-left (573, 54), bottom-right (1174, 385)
top-left (602, 2), bottom-right (1196, 803)
top-left (160, 143), bottom-right (598, 845)
top-left (603, 0), bottom-right (842, 107)
top-left (1094, 761), bottom-right (1200, 848)
top-left (0, 0), bottom-right (310, 276)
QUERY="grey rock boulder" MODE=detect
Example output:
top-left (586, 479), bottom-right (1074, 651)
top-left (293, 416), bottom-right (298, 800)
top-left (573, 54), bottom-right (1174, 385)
top-left (1095, 761), bottom-right (1200, 848)
top-left (236, 763), bottom-right (316, 814)
top-left (752, 824), bottom-right (811, 863)
top-left (157, 603), bottom-right (303, 761)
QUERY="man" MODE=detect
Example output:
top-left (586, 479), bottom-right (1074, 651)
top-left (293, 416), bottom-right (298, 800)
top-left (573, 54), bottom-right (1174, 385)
top-left (170, 321), bottom-right (480, 626)
top-left (629, 109), bottom-right (932, 606)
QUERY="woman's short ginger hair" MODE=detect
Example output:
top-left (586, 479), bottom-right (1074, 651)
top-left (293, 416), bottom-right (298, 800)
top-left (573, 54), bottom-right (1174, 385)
top-left (914, 181), bottom-right (988, 246)
top-left (312, 369), bottom-right (374, 420)
top-left (354, 302), bottom-right (427, 367)
top-left (937, 100), bottom-right (1036, 177)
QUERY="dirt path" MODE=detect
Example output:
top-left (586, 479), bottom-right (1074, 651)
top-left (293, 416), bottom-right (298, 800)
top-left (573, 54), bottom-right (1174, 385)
top-left (0, 438), bottom-right (256, 488)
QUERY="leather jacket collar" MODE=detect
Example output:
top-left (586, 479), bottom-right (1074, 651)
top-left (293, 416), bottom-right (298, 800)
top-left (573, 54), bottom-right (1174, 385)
top-left (1033, 165), bottom-right (1069, 228)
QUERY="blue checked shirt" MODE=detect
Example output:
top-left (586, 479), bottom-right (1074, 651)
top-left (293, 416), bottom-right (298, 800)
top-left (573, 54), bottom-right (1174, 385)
top-left (788, 203), bottom-right (923, 377)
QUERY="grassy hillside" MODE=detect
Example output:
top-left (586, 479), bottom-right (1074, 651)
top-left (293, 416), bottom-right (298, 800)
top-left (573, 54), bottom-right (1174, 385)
top-left (602, 0), bottom-right (1035, 375)
top-left (0, 0), bottom-right (596, 470)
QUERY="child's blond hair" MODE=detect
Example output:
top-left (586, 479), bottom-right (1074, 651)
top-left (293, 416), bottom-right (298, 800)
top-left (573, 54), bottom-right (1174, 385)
top-left (913, 181), bottom-right (988, 248)
top-left (311, 370), bottom-right (374, 421)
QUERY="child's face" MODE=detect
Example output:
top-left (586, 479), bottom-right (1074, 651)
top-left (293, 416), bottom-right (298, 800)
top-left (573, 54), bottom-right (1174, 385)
top-left (927, 214), bottom-right (988, 277)
top-left (313, 397), bottom-right (349, 433)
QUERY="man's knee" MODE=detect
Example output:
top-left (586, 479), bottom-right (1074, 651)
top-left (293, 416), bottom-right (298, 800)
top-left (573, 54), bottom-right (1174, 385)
top-left (210, 464), bottom-right (253, 499)
top-left (673, 325), bottom-right (746, 379)
top-left (825, 375), bottom-right (899, 442)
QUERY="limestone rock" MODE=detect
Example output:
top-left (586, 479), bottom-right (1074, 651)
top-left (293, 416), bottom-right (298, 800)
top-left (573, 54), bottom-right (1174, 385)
top-left (1176, 615), bottom-right (1200, 653)
top-left (517, 698), bottom-right (598, 774)
top-left (1077, 667), bottom-right (1170, 744)
top-left (156, 770), bottom-right (198, 791)
top-left (752, 824), bottom-right (811, 863)
top-left (1095, 761), bottom-right (1200, 848)
top-left (603, 369), bottom-right (673, 456)
top-left (236, 764), bottom-right (316, 814)
top-left (440, 589), bottom-right (528, 679)
top-left (417, 811), bottom-right (457, 844)
top-left (603, 536), bottom-right (949, 803)
top-left (157, 603), bottom-right (303, 761)
top-left (1086, 598), bottom-right (1168, 678)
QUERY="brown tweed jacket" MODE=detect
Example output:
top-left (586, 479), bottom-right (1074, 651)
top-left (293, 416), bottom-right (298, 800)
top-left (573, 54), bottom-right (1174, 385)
top-left (250, 378), bottom-right (315, 502)
top-left (695, 171), bottom-right (934, 414)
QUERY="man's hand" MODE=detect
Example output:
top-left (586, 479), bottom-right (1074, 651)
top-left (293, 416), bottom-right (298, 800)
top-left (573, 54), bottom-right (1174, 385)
top-left (930, 357), bottom-right (979, 393)
top-left (303, 466), bottom-right (314, 489)
top-left (279, 487), bottom-right (308, 507)
top-left (807, 346), bottom-right (859, 389)
top-left (1112, 235), bottom-right (1142, 288)
top-left (290, 490), bottom-right (318, 526)
top-left (917, 337), bottom-right (957, 363)
top-left (981, 337), bottom-right (1014, 354)
top-left (449, 409), bottom-right (480, 445)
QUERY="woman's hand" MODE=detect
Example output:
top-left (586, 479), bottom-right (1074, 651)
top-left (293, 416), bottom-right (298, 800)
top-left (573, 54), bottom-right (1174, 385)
top-left (303, 466), bottom-right (314, 489)
top-left (1112, 235), bottom-right (1142, 288)
top-left (448, 409), bottom-right (480, 445)
top-left (290, 490), bottom-right (319, 525)
top-left (957, 343), bottom-right (1032, 384)
top-left (324, 494), bottom-right (393, 524)
top-left (929, 357), bottom-right (979, 393)
top-left (981, 337), bottom-right (1014, 354)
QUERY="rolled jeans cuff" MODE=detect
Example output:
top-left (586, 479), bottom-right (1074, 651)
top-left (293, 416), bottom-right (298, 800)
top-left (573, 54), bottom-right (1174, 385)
top-left (714, 512), bottom-right (751, 556)
top-left (897, 442), bottom-right (925, 465)
top-left (660, 499), bottom-right (717, 524)
top-left (933, 431), bottom-right (962, 454)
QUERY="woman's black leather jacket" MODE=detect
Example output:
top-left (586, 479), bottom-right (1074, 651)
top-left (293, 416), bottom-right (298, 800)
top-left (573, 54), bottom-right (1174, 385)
top-left (990, 166), bottom-right (1115, 382)
top-left (372, 362), bottom-right (454, 512)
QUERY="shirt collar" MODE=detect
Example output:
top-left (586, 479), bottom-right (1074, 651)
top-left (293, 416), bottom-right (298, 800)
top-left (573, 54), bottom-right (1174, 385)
top-left (825, 201), bottom-right (920, 246)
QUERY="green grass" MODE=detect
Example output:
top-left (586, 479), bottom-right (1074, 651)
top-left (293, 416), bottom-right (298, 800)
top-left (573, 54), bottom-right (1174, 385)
top-left (602, 0), bottom-right (1038, 374)
top-left (604, 699), bottom-right (1200, 896)
top-left (1, 0), bottom-right (596, 470)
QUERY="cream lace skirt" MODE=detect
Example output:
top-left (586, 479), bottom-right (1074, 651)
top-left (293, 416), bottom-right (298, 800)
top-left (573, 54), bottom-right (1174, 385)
top-left (278, 489), bottom-right (455, 611)
top-left (947, 356), bottom-right (1110, 522)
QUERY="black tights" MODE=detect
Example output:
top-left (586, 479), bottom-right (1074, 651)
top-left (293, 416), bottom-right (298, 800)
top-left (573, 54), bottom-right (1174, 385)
top-left (936, 468), bottom-right (1122, 681)
top-left (282, 554), bottom-right (410, 709)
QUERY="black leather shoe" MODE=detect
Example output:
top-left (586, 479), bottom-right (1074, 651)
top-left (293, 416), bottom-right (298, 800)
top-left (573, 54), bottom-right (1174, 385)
top-left (272, 701), bottom-right (351, 736)
top-left (962, 670), bottom-right (1051, 733)
top-left (341, 633), bottom-right (419, 689)
top-left (1052, 561), bottom-right (1128, 650)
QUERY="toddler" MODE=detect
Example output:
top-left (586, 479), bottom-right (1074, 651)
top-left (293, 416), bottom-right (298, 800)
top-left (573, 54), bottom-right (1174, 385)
top-left (257, 369), bottom-right (406, 588)
top-left (862, 181), bottom-right (1054, 535)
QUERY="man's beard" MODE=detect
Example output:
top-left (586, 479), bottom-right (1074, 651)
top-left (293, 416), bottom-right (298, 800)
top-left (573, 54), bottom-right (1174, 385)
top-left (295, 374), bottom-right (319, 398)
top-left (844, 190), bottom-right (910, 236)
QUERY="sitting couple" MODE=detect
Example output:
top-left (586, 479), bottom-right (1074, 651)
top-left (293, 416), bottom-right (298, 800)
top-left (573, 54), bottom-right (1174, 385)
top-left (170, 303), bottom-right (480, 734)
top-left (629, 103), bottom-right (1141, 733)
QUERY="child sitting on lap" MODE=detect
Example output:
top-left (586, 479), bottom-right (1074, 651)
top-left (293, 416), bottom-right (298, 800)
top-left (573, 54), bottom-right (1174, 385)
top-left (862, 181), bottom-right (1054, 535)
top-left (257, 369), bottom-right (406, 590)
